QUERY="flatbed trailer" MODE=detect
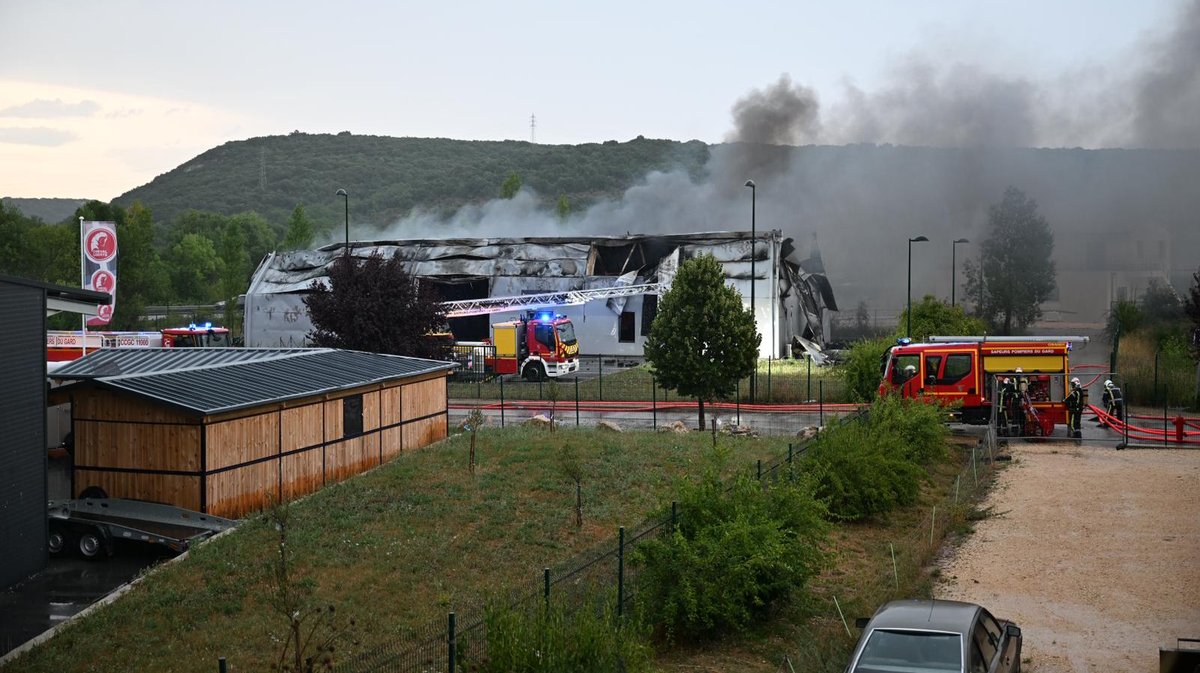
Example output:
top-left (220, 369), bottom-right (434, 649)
top-left (48, 498), bottom-right (237, 560)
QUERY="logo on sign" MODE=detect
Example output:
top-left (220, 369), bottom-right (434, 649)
top-left (96, 304), bottom-right (114, 321)
top-left (91, 269), bottom-right (116, 294)
top-left (85, 226), bottom-right (117, 263)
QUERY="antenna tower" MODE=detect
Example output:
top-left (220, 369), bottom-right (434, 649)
top-left (530, 113), bottom-right (536, 143)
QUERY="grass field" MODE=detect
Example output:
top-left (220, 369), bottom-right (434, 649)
top-left (448, 359), bottom-right (850, 405)
top-left (3, 423), bottom-right (993, 673)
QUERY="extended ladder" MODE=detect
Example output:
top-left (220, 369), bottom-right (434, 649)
top-left (441, 283), bottom-right (661, 318)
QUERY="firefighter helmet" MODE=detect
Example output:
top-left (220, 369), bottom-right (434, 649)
top-left (1104, 379), bottom-right (1113, 388)
top-left (1071, 377), bottom-right (1080, 386)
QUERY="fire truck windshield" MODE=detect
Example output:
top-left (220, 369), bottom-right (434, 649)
top-left (556, 321), bottom-right (576, 345)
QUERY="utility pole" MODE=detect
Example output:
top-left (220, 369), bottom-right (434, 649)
top-left (530, 113), bottom-right (536, 143)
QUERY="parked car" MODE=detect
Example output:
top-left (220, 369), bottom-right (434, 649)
top-left (846, 599), bottom-right (1022, 673)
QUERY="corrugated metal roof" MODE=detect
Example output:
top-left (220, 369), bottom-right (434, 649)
top-left (51, 348), bottom-right (454, 415)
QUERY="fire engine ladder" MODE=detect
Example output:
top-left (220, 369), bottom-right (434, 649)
top-left (442, 283), bottom-right (662, 318)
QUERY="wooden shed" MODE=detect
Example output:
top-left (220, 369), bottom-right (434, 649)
top-left (50, 348), bottom-right (454, 518)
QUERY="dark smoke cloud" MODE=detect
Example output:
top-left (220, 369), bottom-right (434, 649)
top-left (1132, 0), bottom-right (1200, 148)
top-left (727, 74), bottom-right (821, 146)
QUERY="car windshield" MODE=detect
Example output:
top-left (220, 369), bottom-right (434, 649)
top-left (556, 321), bottom-right (576, 344)
top-left (853, 630), bottom-right (961, 673)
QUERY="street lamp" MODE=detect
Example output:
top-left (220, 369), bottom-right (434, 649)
top-left (951, 238), bottom-right (970, 307)
top-left (335, 188), bottom-right (349, 257)
top-left (745, 179), bottom-right (756, 402)
top-left (907, 236), bottom-right (929, 338)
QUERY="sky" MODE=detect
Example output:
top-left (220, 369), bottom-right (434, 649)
top-left (0, 1), bottom-right (1188, 200)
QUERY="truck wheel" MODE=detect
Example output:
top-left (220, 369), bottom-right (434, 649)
top-left (48, 530), bottom-right (68, 555)
top-left (78, 531), bottom-right (106, 560)
top-left (79, 486), bottom-right (108, 500)
top-left (524, 362), bottom-right (547, 382)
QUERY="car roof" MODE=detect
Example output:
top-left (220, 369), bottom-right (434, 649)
top-left (868, 599), bottom-right (981, 633)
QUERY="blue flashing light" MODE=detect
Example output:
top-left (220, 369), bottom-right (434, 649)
top-left (896, 337), bottom-right (913, 346)
top-left (536, 311), bottom-right (554, 322)
top-left (204, 321), bottom-right (212, 329)
top-left (188, 323), bottom-right (197, 330)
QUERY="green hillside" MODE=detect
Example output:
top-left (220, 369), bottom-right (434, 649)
top-left (113, 133), bottom-right (711, 230)
top-left (1, 197), bottom-right (91, 223)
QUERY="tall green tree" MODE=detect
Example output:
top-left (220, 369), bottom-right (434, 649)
top-left (219, 219), bottom-right (250, 330)
top-left (962, 187), bottom-right (1057, 334)
top-left (555, 194), bottom-right (570, 222)
top-left (303, 252), bottom-right (448, 358)
top-left (167, 233), bottom-right (224, 302)
top-left (644, 254), bottom-right (759, 429)
top-left (500, 171), bottom-right (522, 199)
top-left (111, 201), bottom-right (168, 329)
top-left (1186, 268), bottom-right (1200, 356)
top-left (897, 295), bottom-right (987, 342)
top-left (282, 204), bottom-right (315, 250)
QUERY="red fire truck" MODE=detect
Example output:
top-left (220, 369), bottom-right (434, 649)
top-left (47, 323), bottom-right (232, 361)
top-left (878, 335), bottom-right (1088, 434)
top-left (455, 310), bottom-right (579, 381)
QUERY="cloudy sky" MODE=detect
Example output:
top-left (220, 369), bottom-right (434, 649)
top-left (0, 1), bottom-right (1186, 199)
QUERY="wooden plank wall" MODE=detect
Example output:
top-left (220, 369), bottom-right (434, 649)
top-left (74, 373), bottom-right (449, 519)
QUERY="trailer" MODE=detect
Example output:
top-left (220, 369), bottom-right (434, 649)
top-left (47, 498), bottom-right (237, 560)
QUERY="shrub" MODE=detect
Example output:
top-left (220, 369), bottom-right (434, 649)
top-left (839, 337), bottom-right (893, 402)
top-left (804, 421), bottom-right (923, 521)
top-left (631, 469), bottom-right (829, 641)
top-left (865, 394), bottom-right (950, 465)
top-left (481, 594), bottom-right (652, 673)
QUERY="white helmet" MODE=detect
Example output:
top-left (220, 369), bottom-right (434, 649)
top-left (1104, 379), bottom-right (1113, 388)
top-left (1015, 367), bottom-right (1023, 374)
top-left (1071, 377), bottom-right (1080, 386)
top-left (904, 365), bottom-right (916, 374)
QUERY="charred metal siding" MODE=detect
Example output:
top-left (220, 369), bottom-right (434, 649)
top-left (0, 280), bottom-right (46, 589)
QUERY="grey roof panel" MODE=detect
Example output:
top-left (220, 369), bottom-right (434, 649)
top-left (52, 348), bottom-right (453, 415)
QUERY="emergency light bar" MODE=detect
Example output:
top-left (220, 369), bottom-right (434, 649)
top-left (927, 335), bottom-right (1089, 345)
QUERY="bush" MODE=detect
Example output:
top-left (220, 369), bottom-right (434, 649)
top-left (481, 594), bottom-right (652, 673)
top-left (838, 337), bottom-right (893, 402)
top-left (804, 421), bottom-right (923, 521)
top-left (865, 394), bottom-right (950, 465)
top-left (631, 470), bottom-right (829, 641)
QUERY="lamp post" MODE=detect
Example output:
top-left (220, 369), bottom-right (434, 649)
top-left (335, 188), bottom-right (349, 257)
top-left (907, 236), bottom-right (929, 338)
top-left (744, 179), bottom-right (757, 403)
top-left (951, 238), bottom-right (969, 307)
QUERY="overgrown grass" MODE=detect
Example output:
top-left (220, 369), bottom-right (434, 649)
top-left (1116, 333), bottom-right (1198, 408)
top-left (3, 427), bottom-right (784, 673)
top-left (448, 360), bottom-right (850, 405)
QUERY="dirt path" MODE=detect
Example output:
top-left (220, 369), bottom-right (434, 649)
top-left (936, 441), bottom-right (1200, 672)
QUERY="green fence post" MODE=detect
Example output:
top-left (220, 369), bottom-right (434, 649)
top-left (736, 380), bottom-right (741, 425)
top-left (499, 376), bottom-right (505, 428)
top-left (807, 357), bottom-right (812, 402)
top-left (575, 375), bottom-right (580, 427)
top-left (767, 356), bottom-right (773, 403)
top-left (819, 380), bottom-right (825, 426)
top-left (544, 567), bottom-right (551, 610)
top-left (599, 356), bottom-right (603, 401)
top-left (448, 612), bottom-right (456, 673)
top-left (652, 374), bottom-right (657, 429)
top-left (757, 459), bottom-right (762, 481)
top-left (218, 658), bottom-right (228, 673)
top-left (617, 526), bottom-right (625, 618)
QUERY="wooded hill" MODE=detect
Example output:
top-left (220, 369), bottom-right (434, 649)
top-left (113, 133), bottom-right (711, 231)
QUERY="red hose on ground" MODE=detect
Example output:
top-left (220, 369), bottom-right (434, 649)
top-left (1088, 404), bottom-right (1200, 445)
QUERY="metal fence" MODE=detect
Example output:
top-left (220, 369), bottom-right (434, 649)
top-left (326, 413), bottom-right (866, 673)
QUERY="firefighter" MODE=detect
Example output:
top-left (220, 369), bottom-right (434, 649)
top-left (1066, 377), bottom-right (1084, 439)
top-left (1102, 379), bottom-right (1125, 422)
top-left (1010, 374), bottom-right (1028, 436)
top-left (996, 377), bottom-right (1011, 436)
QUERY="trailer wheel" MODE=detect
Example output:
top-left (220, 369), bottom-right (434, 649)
top-left (524, 362), bottom-right (547, 382)
top-left (78, 530), bottom-right (106, 560)
top-left (48, 530), bottom-right (67, 555)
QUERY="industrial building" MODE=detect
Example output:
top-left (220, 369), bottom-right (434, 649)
top-left (244, 230), bottom-right (837, 358)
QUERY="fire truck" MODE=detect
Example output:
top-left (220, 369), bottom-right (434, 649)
top-left (878, 335), bottom-right (1089, 434)
top-left (47, 323), bottom-right (232, 362)
top-left (440, 283), bottom-right (659, 381)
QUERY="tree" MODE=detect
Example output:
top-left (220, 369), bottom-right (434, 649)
top-left (897, 295), bottom-right (987, 342)
top-left (166, 233), bottom-right (224, 302)
top-left (1141, 278), bottom-right (1184, 326)
top-left (303, 252), bottom-right (448, 358)
top-left (644, 254), bottom-right (759, 429)
top-left (1186, 268), bottom-right (1200, 355)
top-left (962, 187), bottom-right (1056, 334)
top-left (219, 219), bottom-right (250, 330)
top-left (500, 171), bottom-right (522, 199)
top-left (282, 204), bottom-right (315, 250)
top-left (111, 201), bottom-right (168, 329)
top-left (555, 194), bottom-right (570, 222)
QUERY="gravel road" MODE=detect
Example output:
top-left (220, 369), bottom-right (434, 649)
top-left (936, 440), bottom-right (1200, 672)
